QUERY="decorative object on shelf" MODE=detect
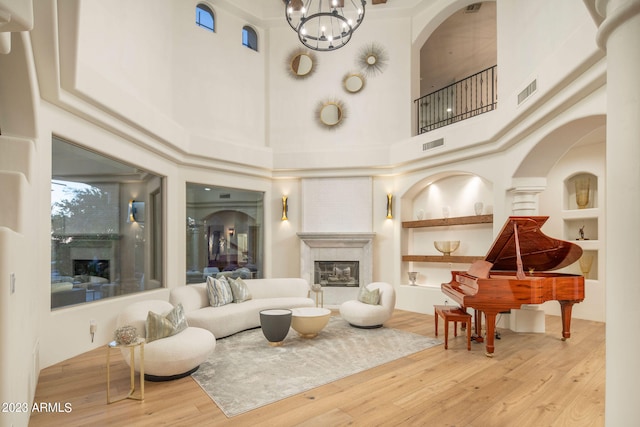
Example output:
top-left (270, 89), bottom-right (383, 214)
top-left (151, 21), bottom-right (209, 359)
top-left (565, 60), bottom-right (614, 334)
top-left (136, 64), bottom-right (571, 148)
top-left (310, 282), bottom-right (322, 292)
top-left (357, 42), bottom-right (388, 76)
top-left (577, 225), bottom-right (589, 240)
top-left (416, 209), bottom-right (425, 220)
top-left (343, 72), bottom-right (365, 93)
top-left (386, 193), bottom-right (393, 219)
top-left (407, 271), bottom-right (418, 285)
top-left (281, 195), bottom-right (289, 221)
top-left (316, 99), bottom-right (346, 127)
top-left (114, 325), bottom-right (138, 346)
top-left (434, 240), bottom-right (460, 256)
top-left (287, 48), bottom-right (316, 78)
top-left (442, 206), bottom-right (450, 218)
top-left (579, 254), bottom-right (594, 279)
top-left (474, 202), bottom-right (483, 215)
top-left (574, 175), bottom-right (591, 209)
top-left (284, 0), bottom-right (365, 51)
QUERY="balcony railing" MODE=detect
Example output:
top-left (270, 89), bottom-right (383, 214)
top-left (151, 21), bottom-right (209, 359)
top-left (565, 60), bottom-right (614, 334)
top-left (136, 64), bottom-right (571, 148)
top-left (414, 65), bottom-right (497, 135)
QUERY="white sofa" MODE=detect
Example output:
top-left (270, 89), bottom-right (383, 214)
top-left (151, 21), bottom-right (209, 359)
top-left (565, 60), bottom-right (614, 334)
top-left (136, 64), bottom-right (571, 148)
top-left (169, 278), bottom-right (315, 339)
top-left (116, 300), bottom-right (216, 380)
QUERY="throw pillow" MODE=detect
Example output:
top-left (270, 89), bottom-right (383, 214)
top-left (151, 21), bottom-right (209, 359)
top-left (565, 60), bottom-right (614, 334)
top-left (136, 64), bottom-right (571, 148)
top-left (227, 277), bottom-right (252, 303)
top-left (165, 303), bottom-right (188, 334)
top-left (358, 286), bottom-right (381, 305)
top-left (206, 276), bottom-right (234, 307)
top-left (145, 303), bottom-right (188, 343)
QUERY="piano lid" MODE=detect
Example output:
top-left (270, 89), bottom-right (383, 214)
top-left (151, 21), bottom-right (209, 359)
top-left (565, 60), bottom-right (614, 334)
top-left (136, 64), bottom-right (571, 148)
top-left (485, 216), bottom-right (583, 272)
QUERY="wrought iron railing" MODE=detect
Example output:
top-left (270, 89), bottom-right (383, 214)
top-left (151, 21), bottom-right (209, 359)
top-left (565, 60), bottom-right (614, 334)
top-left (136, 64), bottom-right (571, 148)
top-left (414, 65), bottom-right (497, 135)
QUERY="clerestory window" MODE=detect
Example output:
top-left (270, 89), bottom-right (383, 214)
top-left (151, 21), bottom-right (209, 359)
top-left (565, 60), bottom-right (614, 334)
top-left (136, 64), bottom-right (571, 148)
top-left (196, 4), bottom-right (215, 32)
top-left (242, 26), bottom-right (258, 51)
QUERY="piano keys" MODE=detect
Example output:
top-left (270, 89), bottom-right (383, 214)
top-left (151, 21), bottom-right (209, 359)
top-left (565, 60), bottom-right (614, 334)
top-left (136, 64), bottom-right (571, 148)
top-left (442, 216), bottom-right (585, 356)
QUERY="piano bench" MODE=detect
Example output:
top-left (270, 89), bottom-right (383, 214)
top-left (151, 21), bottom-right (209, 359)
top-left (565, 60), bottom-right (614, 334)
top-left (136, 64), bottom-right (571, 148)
top-left (434, 305), bottom-right (472, 351)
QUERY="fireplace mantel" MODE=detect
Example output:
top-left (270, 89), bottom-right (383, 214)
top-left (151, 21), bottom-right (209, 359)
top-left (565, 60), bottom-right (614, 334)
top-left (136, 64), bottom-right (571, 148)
top-left (296, 232), bottom-right (376, 247)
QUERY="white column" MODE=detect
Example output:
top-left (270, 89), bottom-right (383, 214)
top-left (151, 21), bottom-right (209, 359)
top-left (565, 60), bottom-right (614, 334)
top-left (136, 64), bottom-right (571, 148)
top-left (595, 1), bottom-right (640, 425)
top-left (508, 181), bottom-right (546, 215)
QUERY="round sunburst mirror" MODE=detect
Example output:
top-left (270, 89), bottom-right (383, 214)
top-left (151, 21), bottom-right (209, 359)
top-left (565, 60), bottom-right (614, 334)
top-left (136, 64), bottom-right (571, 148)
top-left (357, 43), bottom-right (388, 76)
top-left (343, 73), bottom-right (365, 94)
top-left (288, 49), bottom-right (316, 78)
top-left (316, 100), bottom-right (346, 128)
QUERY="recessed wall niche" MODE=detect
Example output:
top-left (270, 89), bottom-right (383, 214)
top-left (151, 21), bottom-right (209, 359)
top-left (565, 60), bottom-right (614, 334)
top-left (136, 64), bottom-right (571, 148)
top-left (564, 173), bottom-right (598, 210)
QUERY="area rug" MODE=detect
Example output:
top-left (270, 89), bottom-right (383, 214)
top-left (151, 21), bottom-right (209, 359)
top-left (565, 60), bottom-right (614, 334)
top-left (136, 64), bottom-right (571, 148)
top-left (191, 316), bottom-right (442, 417)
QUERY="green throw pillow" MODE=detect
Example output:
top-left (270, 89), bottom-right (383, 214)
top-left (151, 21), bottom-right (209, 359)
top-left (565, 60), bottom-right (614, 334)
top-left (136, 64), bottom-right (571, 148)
top-left (206, 276), bottom-right (234, 307)
top-left (227, 277), bottom-right (252, 303)
top-left (358, 286), bottom-right (381, 305)
top-left (145, 303), bottom-right (188, 343)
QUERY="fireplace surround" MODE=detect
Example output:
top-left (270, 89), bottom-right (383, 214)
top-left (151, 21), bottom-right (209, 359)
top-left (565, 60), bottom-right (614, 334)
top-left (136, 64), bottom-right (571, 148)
top-left (298, 232), bottom-right (375, 306)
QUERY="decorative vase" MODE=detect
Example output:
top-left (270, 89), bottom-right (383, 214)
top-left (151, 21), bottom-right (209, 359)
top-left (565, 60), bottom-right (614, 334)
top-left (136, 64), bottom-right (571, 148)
top-left (434, 240), bottom-right (460, 256)
top-left (474, 202), bottom-right (483, 215)
top-left (575, 177), bottom-right (590, 209)
top-left (114, 325), bottom-right (138, 345)
top-left (408, 271), bottom-right (418, 285)
top-left (579, 254), bottom-right (594, 279)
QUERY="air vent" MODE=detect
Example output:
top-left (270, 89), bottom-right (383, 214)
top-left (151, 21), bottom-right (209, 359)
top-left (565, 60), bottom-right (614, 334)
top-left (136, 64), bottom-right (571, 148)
top-left (518, 79), bottom-right (537, 105)
top-left (423, 138), bottom-right (444, 151)
top-left (465, 3), bottom-right (482, 13)
top-left (219, 193), bottom-right (231, 199)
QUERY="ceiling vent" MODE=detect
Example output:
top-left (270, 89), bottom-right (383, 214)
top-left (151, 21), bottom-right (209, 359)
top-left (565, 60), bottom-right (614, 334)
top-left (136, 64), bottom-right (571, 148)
top-left (219, 193), bottom-right (231, 199)
top-left (423, 138), bottom-right (444, 151)
top-left (465, 3), bottom-right (482, 13)
top-left (517, 79), bottom-right (537, 105)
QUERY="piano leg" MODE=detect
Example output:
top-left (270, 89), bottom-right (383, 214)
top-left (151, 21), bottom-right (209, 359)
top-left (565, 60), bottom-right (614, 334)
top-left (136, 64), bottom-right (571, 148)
top-left (471, 309), bottom-right (484, 343)
top-left (483, 311), bottom-right (498, 357)
top-left (559, 300), bottom-right (576, 341)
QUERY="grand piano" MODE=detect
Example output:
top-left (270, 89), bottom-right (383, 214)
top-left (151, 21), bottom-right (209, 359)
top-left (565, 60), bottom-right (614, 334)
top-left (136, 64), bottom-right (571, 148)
top-left (442, 216), bottom-right (585, 356)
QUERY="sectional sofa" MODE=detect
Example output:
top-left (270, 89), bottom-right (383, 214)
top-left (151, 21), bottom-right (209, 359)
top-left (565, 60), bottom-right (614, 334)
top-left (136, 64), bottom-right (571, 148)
top-left (169, 278), bottom-right (315, 339)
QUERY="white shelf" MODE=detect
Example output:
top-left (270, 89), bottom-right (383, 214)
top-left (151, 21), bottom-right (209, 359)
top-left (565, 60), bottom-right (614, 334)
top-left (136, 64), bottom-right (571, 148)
top-left (561, 208), bottom-right (600, 219)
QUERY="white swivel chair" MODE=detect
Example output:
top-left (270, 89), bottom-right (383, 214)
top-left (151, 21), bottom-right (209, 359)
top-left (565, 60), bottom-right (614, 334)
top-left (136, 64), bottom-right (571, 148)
top-left (116, 300), bottom-right (215, 381)
top-left (339, 282), bottom-right (396, 328)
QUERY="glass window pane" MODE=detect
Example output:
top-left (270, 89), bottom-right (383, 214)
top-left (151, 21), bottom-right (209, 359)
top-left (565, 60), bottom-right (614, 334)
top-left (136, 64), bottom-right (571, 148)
top-left (51, 137), bottom-right (164, 308)
top-left (186, 183), bottom-right (263, 283)
top-left (196, 4), bottom-right (214, 32)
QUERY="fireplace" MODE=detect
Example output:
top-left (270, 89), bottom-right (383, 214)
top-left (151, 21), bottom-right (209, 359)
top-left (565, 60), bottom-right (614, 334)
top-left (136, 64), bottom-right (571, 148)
top-left (73, 259), bottom-right (110, 281)
top-left (315, 261), bottom-right (359, 287)
top-left (298, 232), bottom-right (375, 306)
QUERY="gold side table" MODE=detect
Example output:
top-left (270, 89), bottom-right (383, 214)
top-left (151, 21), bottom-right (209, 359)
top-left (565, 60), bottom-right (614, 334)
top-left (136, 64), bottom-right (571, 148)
top-left (308, 288), bottom-right (324, 308)
top-left (106, 338), bottom-right (145, 404)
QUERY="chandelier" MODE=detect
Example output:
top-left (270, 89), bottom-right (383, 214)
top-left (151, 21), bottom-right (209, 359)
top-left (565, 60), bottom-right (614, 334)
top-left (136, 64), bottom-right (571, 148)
top-left (285, 0), bottom-right (366, 52)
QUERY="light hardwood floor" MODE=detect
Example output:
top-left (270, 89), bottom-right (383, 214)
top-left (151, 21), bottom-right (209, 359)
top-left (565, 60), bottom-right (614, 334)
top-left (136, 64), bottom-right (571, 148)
top-left (30, 309), bottom-right (605, 426)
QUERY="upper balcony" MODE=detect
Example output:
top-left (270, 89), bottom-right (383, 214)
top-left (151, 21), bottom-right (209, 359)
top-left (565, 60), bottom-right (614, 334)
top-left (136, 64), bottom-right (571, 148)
top-left (414, 65), bottom-right (497, 135)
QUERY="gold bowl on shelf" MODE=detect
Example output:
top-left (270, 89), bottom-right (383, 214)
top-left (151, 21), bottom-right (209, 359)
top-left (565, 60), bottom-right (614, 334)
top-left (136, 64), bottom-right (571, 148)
top-left (434, 240), bottom-right (460, 256)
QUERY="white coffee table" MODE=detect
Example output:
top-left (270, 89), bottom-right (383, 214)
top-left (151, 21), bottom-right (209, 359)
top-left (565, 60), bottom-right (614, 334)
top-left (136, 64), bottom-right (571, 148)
top-left (290, 307), bottom-right (331, 338)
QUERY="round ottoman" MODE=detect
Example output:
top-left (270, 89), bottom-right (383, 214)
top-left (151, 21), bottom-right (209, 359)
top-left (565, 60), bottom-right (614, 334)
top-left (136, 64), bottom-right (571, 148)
top-left (259, 309), bottom-right (292, 346)
top-left (291, 307), bottom-right (331, 338)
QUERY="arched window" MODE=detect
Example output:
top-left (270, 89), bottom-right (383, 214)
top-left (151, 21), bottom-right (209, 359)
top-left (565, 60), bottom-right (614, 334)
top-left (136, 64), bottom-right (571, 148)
top-left (196, 4), bottom-right (214, 32)
top-left (242, 26), bottom-right (258, 51)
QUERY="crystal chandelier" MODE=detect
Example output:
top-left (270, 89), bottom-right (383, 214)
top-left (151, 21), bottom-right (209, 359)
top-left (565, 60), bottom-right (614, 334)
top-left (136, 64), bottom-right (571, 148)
top-left (285, 0), bottom-right (366, 52)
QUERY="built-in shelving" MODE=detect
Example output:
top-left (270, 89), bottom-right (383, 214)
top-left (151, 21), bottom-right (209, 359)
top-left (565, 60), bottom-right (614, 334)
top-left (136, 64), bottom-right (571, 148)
top-left (402, 214), bottom-right (493, 229)
top-left (562, 173), bottom-right (601, 281)
top-left (402, 214), bottom-right (493, 264)
top-left (402, 255), bottom-right (484, 263)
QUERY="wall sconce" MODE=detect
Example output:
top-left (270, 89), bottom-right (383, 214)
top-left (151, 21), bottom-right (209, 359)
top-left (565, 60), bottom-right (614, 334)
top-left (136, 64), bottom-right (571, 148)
top-left (281, 195), bottom-right (289, 221)
top-left (127, 200), bottom-right (145, 223)
top-left (386, 193), bottom-right (393, 219)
